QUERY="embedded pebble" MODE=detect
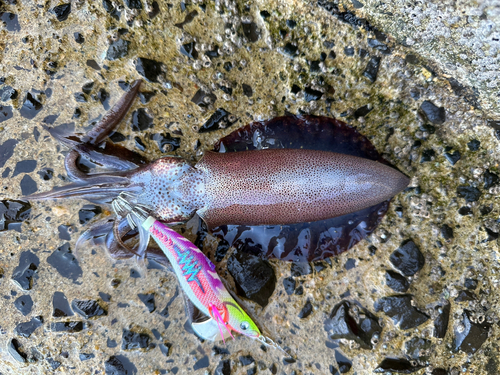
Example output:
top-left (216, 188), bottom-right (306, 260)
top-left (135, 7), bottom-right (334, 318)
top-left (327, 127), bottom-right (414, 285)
top-left (12, 251), bottom-right (39, 290)
top-left (419, 100), bottom-right (446, 124)
top-left (453, 310), bottom-right (491, 354)
top-left (227, 251), bottom-right (276, 307)
top-left (385, 270), bottom-right (410, 293)
top-left (122, 329), bottom-right (151, 350)
top-left (433, 301), bottom-right (450, 338)
top-left (72, 299), bottom-right (107, 319)
top-left (373, 358), bottom-right (424, 373)
top-left (14, 295), bottom-right (33, 316)
top-left (52, 291), bottom-right (74, 317)
top-left (374, 295), bottom-right (429, 330)
top-left (324, 300), bottom-right (381, 349)
top-left (389, 240), bottom-right (425, 277)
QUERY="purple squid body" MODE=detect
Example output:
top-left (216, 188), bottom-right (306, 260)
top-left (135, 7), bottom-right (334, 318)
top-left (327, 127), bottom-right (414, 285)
top-left (131, 148), bottom-right (409, 230)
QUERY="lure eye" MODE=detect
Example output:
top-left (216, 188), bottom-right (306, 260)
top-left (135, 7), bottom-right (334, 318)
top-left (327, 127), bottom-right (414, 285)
top-left (240, 321), bottom-right (249, 331)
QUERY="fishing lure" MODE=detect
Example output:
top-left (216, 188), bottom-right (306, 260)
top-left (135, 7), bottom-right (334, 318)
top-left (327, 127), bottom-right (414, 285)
top-left (112, 193), bottom-right (286, 351)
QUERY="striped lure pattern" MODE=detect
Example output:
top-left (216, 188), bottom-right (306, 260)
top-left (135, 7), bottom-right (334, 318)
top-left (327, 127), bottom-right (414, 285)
top-left (141, 215), bottom-right (262, 341)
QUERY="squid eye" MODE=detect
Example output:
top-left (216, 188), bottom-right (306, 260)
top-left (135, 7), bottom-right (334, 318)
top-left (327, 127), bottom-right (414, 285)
top-left (240, 321), bottom-right (249, 331)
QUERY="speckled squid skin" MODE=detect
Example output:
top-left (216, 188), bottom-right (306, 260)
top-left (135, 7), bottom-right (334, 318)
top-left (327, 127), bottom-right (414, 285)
top-left (128, 149), bottom-right (409, 230)
top-left (195, 149), bottom-right (410, 229)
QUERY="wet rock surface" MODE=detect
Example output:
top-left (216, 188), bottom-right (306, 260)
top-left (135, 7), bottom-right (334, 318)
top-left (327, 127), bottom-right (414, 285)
top-left (374, 295), bottom-right (429, 330)
top-left (0, 0), bottom-right (499, 373)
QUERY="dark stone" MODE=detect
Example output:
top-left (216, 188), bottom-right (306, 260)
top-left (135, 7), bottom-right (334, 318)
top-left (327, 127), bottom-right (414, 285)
top-left (444, 150), bottom-right (461, 165)
top-left (354, 105), bottom-right (372, 119)
top-left (431, 370), bottom-right (448, 375)
top-left (104, 355), bottom-right (138, 375)
top-left (242, 22), bottom-right (259, 42)
top-left (374, 295), bottom-right (429, 330)
top-left (324, 300), bottom-right (381, 349)
top-left (260, 10), bottom-right (270, 19)
top-left (404, 337), bottom-right (431, 360)
top-left (8, 339), bottom-right (27, 363)
top-left (419, 101), bottom-right (446, 124)
top-left (74, 92), bottom-right (87, 102)
top-left (374, 358), bottom-right (424, 373)
top-left (80, 353), bottom-right (95, 361)
top-left (72, 299), bottom-right (107, 319)
top-left (363, 56), bottom-right (381, 83)
top-left (344, 46), bottom-right (355, 56)
top-left (107, 338), bottom-right (118, 348)
top-left (139, 91), bottom-right (156, 104)
top-left (87, 59), bottom-right (101, 70)
top-left (344, 258), bottom-right (356, 270)
top-left (0, 86), bottom-right (18, 101)
top-left (108, 131), bottom-right (127, 143)
top-left (0, 139), bottom-right (18, 168)
top-left (227, 251), bottom-right (276, 307)
top-left (214, 239), bottom-right (230, 262)
top-left (134, 137), bottom-right (146, 151)
top-left (453, 310), bottom-right (491, 353)
top-left (74, 32), bottom-right (84, 44)
top-left (0, 199), bottom-right (31, 232)
top-left (20, 174), bottom-right (37, 195)
top-left (389, 240), bottom-right (425, 277)
top-left (53, 291), bottom-right (74, 317)
top-left (47, 243), bottom-right (82, 282)
top-left (309, 60), bottom-right (321, 73)
top-left (298, 300), bottom-right (313, 319)
top-left (78, 204), bottom-right (102, 225)
top-left (480, 205), bottom-right (493, 215)
top-left (19, 92), bottom-right (43, 119)
top-left (457, 186), bottom-right (481, 202)
top-left (180, 42), bottom-right (198, 59)
top-left (138, 293), bottom-right (155, 312)
top-left (106, 39), bottom-right (130, 60)
top-left (174, 10), bottom-right (198, 29)
top-left (131, 108), bottom-right (154, 131)
top-left (198, 108), bottom-right (236, 133)
top-left (58, 224), bottom-right (73, 241)
top-left (0, 12), bottom-right (21, 32)
top-left (283, 277), bottom-right (296, 295)
top-left (239, 355), bottom-right (255, 366)
top-left (42, 114), bottom-right (59, 124)
top-left (291, 84), bottom-right (301, 94)
top-left (291, 262), bottom-right (312, 277)
top-left (0, 105), bottom-right (13, 123)
top-left (440, 224), bottom-right (454, 241)
top-left (122, 329), bottom-right (151, 350)
top-left (283, 43), bottom-right (298, 57)
top-left (329, 50), bottom-right (337, 59)
top-left (46, 358), bottom-right (61, 370)
top-left (12, 251), bottom-right (39, 290)
top-left (467, 139), bottom-right (480, 151)
top-left (194, 356), bottom-right (209, 370)
top-left (458, 206), bottom-right (472, 216)
top-left (454, 290), bottom-right (476, 302)
top-left (295, 285), bottom-right (304, 295)
top-left (420, 148), bottom-right (435, 162)
top-left (52, 3), bottom-right (71, 21)
top-left (191, 89), bottom-right (217, 107)
top-left (14, 316), bottom-right (43, 338)
top-left (304, 87), bottom-right (323, 102)
top-left (483, 169), bottom-right (499, 189)
top-left (147, 1), bottom-right (160, 18)
top-left (215, 359), bottom-right (231, 375)
top-left (135, 57), bottom-right (164, 83)
top-left (464, 278), bottom-right (477, 290)
top-left (385, 270), bottom-right (410, 292)
top-left (124, 0), bottom-right (142, 9)
top-left (50, 321), bottom-right (87, 333)
top-left (335, 351), bottom-right (352, 373)
top-left (367, 38), bottom-right (391, 54)
top-left (286, 19), bottom-right (297, 28)
top-left (14, 295), bottom-right (33, 316)
top-left (159, 342), bottom-right (171, 356)
top-left (151, 132), bottom-right (180, 153)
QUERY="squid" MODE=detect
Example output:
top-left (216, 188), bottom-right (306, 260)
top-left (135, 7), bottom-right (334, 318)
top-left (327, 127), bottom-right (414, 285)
top-left (26, 78), bottom-right (409, 343)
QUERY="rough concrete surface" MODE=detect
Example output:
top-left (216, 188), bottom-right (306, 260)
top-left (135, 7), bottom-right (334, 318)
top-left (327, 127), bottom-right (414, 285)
top-left (0, 0), bottom-right (499, 374)
top-left (332, 0), bottom-right (500, 117)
